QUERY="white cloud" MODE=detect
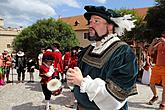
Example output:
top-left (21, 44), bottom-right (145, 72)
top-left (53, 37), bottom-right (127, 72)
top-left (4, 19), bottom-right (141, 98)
top-left (46, 0), bottom-right (80, 8)
top-left (11, 0), bottom-right (56, 17)
top-left (61, 0), bottom-right (80, 8)
top-left (92, 0), bottom-right (107, 4)
top-left (0, 0), bottom-right (80, 28)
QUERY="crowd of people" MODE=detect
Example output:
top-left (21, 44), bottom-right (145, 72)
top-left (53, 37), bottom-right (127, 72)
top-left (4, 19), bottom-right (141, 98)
top-left (38, 43), bottom-right (80, 110)
top-left (0, 44), bottom-right (80, 86)
top-left (0, 5), bottom-right (165, 110)
top-left (135, 31), bottom-right (165, 110)
top-left (0, 44), bottom-right (80, 110)
top-left (0, 49), bottom-right (35, 85)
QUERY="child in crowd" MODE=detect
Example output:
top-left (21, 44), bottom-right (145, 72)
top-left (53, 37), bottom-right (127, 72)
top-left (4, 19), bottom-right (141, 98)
top-left (39, 55), bottom-right (54, 110)
top-left (27, 58), bottom-right (36, 83)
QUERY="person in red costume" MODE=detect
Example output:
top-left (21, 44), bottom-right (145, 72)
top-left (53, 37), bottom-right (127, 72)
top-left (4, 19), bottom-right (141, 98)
top-left (43, 47), bottom-right (53, 58)
top-left (65, 48), bottom-right (78, 108)
top-left (2, 49), bottom-right (12, 83)
top-left (52, 43), bottom-right (63, 80)
top-left (39, 54), bottom-right (54, 110)
top-left (68, 48), bottom-right (78, 69)
top-left (63, 47), bottom-right (71, 83)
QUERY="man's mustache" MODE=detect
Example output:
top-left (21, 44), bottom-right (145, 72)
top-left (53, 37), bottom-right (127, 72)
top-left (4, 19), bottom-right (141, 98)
top-left (87, 28), bottom-right (100, 41)
top-left (88, 27), bottom-right (109, 41)
top-left (89, 27), bottom-right (95, 32)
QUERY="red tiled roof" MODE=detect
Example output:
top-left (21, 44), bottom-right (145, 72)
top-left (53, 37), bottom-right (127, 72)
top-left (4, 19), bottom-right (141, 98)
top-left (132, 7), bottom-right (149, 17)
top-left (61, 15), bottom-right (88, 31)
top-left (61, 7), bottom-right (149, 31)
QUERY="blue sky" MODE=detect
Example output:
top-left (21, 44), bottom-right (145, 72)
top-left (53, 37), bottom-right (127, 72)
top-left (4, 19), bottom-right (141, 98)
top-left (0, 0), bottom-right (156, 28)
top-left (58, 0), bottom-right (156, 17)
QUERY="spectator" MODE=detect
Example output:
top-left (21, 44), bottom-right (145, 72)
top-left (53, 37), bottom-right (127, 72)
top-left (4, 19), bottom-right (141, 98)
top-left (141, 45), bottom-right (152, 85)
top-left (38, 48), bottom-right (45, 66)
top-left (27, 58), bottom-right (36, 83)
top-left (148, 31), bottom-right (165, 110)
top-left (0, 54), bottom-right (4, 86)
top-left (16, 50), bottom-right (26, 83)
top-left (2, 49), bottom-right (12, 83)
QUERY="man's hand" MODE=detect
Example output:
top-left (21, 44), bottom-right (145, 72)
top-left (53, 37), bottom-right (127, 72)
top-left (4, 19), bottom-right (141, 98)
top-left (66, 67), bottom-right (83, 86)
top-left (160, 37), bottom-right (165, 44)
top-left (152, 38), bottom-right (160, 46)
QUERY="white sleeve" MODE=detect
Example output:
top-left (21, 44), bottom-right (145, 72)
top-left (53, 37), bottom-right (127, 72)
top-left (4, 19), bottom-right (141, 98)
top-left (45, 66), bottom-right (54, 77)
top-left (38, 54), bottom-right (41, 60)
top-left (80, 75), bottom-right (127, 110)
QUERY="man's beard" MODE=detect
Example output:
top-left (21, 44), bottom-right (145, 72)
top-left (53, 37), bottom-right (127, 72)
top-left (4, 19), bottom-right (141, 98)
top-left (87, 28), bottom-right (109, 41)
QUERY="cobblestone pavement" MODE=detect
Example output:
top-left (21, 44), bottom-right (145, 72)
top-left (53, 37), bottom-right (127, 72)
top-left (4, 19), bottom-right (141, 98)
top-left (0, 69), bottom-right (163, 110)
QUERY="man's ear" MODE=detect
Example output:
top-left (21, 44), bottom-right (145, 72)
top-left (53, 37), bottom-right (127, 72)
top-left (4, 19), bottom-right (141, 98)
top-left (107, 24), bottom-right (114, 32)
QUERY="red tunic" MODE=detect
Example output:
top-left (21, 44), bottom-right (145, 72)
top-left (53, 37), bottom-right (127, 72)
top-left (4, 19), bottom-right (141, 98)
top-left (52, 51), bottom-right (63, 76)
top-left (2, 54), bottom-right (12, 67)
top-left (63, 52), bottom-right (71, 69)
top-left (68, 55), bottom-right (78, 69)
top-left (39, 65), bottom-right (52, 84)
top-left (43, 50), bottom-right (53, 57)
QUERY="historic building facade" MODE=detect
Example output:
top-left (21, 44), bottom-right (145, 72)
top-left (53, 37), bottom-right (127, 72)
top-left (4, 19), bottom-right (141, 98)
top-left (0, 18), bottom-right (21, 53)
top-left (0, 7), bottom-right (148, 53)
top-left (61, 7), bottom-right (149, 47)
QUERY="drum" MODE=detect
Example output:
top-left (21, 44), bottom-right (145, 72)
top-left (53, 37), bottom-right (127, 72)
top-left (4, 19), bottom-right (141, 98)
top-left (47, 79), bottom-right (62, 96)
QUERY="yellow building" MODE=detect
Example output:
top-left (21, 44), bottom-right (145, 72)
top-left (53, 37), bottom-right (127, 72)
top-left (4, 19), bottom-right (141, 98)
top-left (0, 18), bottom-right (21, 53)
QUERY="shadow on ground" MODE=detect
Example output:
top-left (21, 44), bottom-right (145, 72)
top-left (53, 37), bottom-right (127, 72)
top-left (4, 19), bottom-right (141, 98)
top-left (12, 102), bottom-right (44, 110)
top-left (50, 90), bottom-right (77, 109)
top-left (128, 101), bottom-right (158, 110)
top-left (25, 81), bottom-right (42, 92)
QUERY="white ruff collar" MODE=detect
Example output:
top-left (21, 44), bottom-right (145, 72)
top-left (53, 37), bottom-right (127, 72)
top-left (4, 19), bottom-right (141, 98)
top-left (17, 52), bottom-right (25, 56)
top-left (91, 33), bottom-right (120, 54)
top-left (54, 49), bottom-right (60, 52)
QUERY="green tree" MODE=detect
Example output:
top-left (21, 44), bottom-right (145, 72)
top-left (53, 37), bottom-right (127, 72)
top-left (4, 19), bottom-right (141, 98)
top-left (146, 0), bottom-right (165, 40)
top-left (13, 18), bottom-right (79, 58)
top-left (115, 9), bottom-right (146, 41)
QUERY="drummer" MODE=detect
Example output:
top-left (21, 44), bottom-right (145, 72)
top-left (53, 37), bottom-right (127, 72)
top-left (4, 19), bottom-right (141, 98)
top-left (39, 54), bottom-right (54, 110)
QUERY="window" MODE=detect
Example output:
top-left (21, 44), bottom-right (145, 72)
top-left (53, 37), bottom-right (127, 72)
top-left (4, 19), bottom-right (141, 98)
top-left (84, 33), bottom-right (89, 39)
top-left (7, 44), bottom-right (11, 48)
top-left (74, 20), bottom-right (80, 26)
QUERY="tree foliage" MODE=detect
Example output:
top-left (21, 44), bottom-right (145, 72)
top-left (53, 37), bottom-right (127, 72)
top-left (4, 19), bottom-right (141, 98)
top-left (146, 0), bottom-right (165, 40)
top-left (13, 18), bottom-right (79, 58)
top-left (155, 0), bottom-right (165, 5)
top-left (115, 9), bottom-right (145, 41)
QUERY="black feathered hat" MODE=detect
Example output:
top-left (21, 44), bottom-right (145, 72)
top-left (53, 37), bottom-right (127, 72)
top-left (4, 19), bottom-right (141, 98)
top-left (42, 55), bottom-right (54, 62)
top-left (84, 5), bottom-right (121, 27)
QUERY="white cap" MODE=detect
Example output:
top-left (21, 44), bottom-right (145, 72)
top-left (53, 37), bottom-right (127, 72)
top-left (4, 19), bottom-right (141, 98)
top-left (4, 49), bottom-right (8, 52)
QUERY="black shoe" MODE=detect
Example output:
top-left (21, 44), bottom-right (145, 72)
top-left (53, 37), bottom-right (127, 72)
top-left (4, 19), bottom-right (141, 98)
top-left (6, 80), bottom-right (12, 83)
top-left (159, 104), bottom-right (165, 110)
top-left (16, 81), bottom-right (20, 84)
top-left (65, 104), bottom-right (74, 108)
top-left (148, 96), bottom-right (158, 105)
